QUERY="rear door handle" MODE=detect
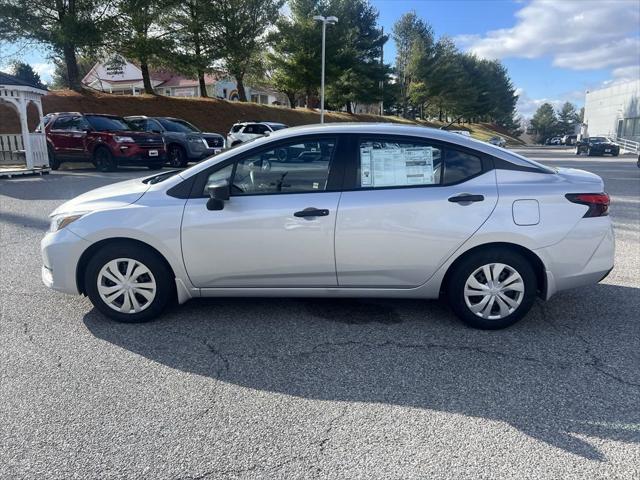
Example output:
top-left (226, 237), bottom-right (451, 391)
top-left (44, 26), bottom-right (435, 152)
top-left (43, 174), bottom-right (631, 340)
top-left (294, 208), bottom-right (329, 218)
top-left (448, 194), bottom-right (485, 203)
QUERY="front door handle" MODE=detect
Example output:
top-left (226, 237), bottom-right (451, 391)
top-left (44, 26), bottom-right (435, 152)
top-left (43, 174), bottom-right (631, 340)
top-left (294, 208), bottom-right (329, 218)
top-left (448, 194), bottom-right (485, 204)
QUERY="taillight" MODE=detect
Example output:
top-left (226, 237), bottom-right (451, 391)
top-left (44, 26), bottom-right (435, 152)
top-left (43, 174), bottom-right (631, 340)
top-left (565, 193), bottom-right (610, 217)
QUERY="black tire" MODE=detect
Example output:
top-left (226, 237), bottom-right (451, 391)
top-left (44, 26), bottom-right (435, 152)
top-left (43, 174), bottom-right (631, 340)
top-left (47, 145), bottom-right (60, 170)
top-left (575, 147), bottom-right (581, 155)
top-left (587, 147), bottom-right (593, 157)
top-left (93, 147), bottom-right (117, 172)
top-left (446, 248), bottom-right (537, 330)
top-left (277, 148), bottom-right (288, 162)
top-left (613, 151), bottom-right (619, 157)
top-left (168, 145), bottom-right (188, 168)
top-left (84, 242), bottom-right (174, 323)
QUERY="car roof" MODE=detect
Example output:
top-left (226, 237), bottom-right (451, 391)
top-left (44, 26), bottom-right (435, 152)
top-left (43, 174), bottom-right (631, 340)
top-left (233, 121), bottom-right (287, 126)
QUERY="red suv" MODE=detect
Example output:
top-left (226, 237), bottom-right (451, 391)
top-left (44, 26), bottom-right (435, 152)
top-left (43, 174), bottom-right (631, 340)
top-left (42, 112), bottom-right (167, 171)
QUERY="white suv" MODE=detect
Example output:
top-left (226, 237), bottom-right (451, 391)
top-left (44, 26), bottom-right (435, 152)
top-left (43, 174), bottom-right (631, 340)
top-left (227, 121), bottom-right (288, 147)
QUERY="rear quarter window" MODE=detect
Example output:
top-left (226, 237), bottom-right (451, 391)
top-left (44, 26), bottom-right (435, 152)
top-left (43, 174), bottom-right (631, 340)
top-left (443, 151), bottom-right (482, 184)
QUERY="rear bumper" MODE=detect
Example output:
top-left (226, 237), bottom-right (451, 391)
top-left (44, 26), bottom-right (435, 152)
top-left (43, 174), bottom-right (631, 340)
top-left (538, 218), bottom-right (615, 299)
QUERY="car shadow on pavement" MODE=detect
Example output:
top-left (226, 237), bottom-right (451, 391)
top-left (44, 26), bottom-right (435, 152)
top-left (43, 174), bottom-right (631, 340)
top-left (83, 283), bottom-right (640, 462)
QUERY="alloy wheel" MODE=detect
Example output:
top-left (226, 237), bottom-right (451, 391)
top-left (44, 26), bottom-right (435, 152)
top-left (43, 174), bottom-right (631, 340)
top-left (97, 258), bottom-right (157, 314)
top-left (463, 263), bottom-right (524, 320)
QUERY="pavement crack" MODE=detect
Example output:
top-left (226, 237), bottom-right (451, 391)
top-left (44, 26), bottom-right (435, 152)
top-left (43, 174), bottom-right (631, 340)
top-left (318, 406), bottom-right (348, 454)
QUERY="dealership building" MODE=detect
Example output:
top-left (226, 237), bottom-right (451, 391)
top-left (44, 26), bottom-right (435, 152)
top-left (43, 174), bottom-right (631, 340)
top-left (583, 79), bottom-right (640, 143)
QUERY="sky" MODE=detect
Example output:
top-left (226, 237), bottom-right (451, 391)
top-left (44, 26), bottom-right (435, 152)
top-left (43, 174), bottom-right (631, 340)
top-left (1, 0), bottom-right (639, 118)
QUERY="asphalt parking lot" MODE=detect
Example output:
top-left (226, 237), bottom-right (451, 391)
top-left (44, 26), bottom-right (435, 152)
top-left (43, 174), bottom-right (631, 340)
top-left (1, 148), bottom-right (639, 479)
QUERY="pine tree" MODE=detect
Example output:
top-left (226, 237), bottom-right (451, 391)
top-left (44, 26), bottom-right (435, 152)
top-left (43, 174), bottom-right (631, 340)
top-left (0, 0), bottom-right (117, 90)
top-left (10, 62), bottom-right (45, 88)
top-left (530, 103), bottom-right (559, 144)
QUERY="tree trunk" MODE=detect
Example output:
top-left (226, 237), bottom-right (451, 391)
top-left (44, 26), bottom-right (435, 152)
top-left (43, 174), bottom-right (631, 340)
top-left (236, 74), bottom-right (247, 102)
top-left (63, 44), bottom-right (81, 91)
top-left (346, 102), bottom-right (353, 114)
top-left (198, 70), bottom-right (208, 98)
top-left (286, 91), bottom-right (296, 109)
top-left (140, 61), bottom-right (155, 94)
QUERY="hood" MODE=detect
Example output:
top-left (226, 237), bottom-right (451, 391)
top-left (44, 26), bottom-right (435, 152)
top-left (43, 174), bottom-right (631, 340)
top-left (51, 177), bottom-right (151, 216)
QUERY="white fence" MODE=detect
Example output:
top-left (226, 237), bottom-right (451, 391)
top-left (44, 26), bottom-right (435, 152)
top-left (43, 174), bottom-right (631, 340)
top-left (0, 134), bottom-right (24, 164)
top-left (611, 134), bottom-right (640, 155)
top-left (0, 133), bottom-right (48, 168)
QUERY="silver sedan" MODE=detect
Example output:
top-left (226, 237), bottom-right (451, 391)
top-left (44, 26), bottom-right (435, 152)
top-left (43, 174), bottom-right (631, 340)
top-left (41, 124), bottom-right (614, 329)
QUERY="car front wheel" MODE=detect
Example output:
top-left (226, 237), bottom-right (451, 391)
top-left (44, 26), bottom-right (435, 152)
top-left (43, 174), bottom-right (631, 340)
top-left (84, 242), bottom-right (174, 322)
top-left (168, 145), bottom-right (188, 168)
top-left (447, 248), bottom-right (537, 329)
top-left (93, 147), bottom-right (116, 172)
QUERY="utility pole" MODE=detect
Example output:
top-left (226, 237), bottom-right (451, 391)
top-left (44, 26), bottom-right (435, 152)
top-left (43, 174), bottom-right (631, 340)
top-left (313, 15), bottom-right (338, 123)
top-left (380, 26), bottom-right (384, 116)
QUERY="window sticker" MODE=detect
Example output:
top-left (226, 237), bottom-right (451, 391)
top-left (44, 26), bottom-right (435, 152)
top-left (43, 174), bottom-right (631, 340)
top-left (361, 146), bottom-right (434, 187)
top-left (360, 146), bottom-right (373, 186)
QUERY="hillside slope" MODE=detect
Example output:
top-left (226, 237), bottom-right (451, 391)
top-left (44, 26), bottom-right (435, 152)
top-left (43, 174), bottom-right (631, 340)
top-left (1, 90), bottom-right (523, 145)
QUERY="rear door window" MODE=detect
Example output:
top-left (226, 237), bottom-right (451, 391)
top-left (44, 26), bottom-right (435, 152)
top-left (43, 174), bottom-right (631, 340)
top-left (442, 150), bottom-right (483, 185)
top-left (52, 116), bottom-right (75, 131)
top-left (355, 137), bottom-right (484, 189)
top-left (358, 139), bottom-right (443, 188)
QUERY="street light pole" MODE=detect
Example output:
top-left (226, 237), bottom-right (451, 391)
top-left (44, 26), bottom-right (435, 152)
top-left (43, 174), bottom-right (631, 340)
top-left (313, 15), bottom-right (338, 124)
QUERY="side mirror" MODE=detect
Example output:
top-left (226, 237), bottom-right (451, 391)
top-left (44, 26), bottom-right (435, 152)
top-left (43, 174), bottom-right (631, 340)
top-left (205, 181), bottom-right (230, 211)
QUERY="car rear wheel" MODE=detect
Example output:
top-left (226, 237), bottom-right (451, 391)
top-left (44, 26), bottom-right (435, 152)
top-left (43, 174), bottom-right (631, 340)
top-left (85, 243), bottom-right (174, 323)
top-left (94, 147), bottom-right (116, 172)
top-left (47, 145), bottom-right (60, 170)
top-left (168, 145), bottom-right (188, 168)
top-left (447, 248), bottom-right (537, 329)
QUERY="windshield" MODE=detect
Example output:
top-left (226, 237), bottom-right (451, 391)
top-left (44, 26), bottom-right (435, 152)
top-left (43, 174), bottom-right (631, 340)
top-left (158, 118), bottom-right (200, 133)
top-left (590, 137), bottom-right (607, 142)
top-left (269, 124), bottom-right (288, 131)
top-left (86, 115), bottom-right (135, 132)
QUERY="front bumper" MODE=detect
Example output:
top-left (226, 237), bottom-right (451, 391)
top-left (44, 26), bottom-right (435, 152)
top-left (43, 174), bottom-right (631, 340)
top-left (188, 148), bottom-right (223, 161)
top-left (41, 228), bottom-right (90, 295)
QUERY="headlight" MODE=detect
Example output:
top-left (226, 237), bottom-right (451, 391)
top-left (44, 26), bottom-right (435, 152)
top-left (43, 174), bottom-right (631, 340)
top-left (114, 136), bottom-right (135, 143)
top-left (49, 212), bottom-right (87, 233)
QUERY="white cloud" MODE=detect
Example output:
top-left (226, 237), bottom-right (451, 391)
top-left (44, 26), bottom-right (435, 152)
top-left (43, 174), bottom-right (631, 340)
top-left (32, 62), bottom-right (55, 82)
top-left (460, 0), bottom-right (640, 72)
top-left (515, 87), bottom-right (565, 118)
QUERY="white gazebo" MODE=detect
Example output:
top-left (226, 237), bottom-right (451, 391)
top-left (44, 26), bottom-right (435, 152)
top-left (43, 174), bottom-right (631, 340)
top-left (0, 72), bottom-right (49, 175)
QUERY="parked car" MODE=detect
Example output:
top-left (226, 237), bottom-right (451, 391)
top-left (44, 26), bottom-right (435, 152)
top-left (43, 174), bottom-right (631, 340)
top-left (487, 136), bottom-right (506, 147)
top-left (449, 130), bottom-right (471, 137)
top-left (226, 121), bottom-right (288, 147)
top-left (125, 116), bottom-right (225, 168)
top-left (545, 137), bottom-right (562, 145)
top-left (575, 137), bottom-right (620, 156)
top-left (43, 112), bottom-right (166, 171)
top-left (562, 134), bottom-right (577, 146)
top-left (41, 124), bottom-right (614, 330)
